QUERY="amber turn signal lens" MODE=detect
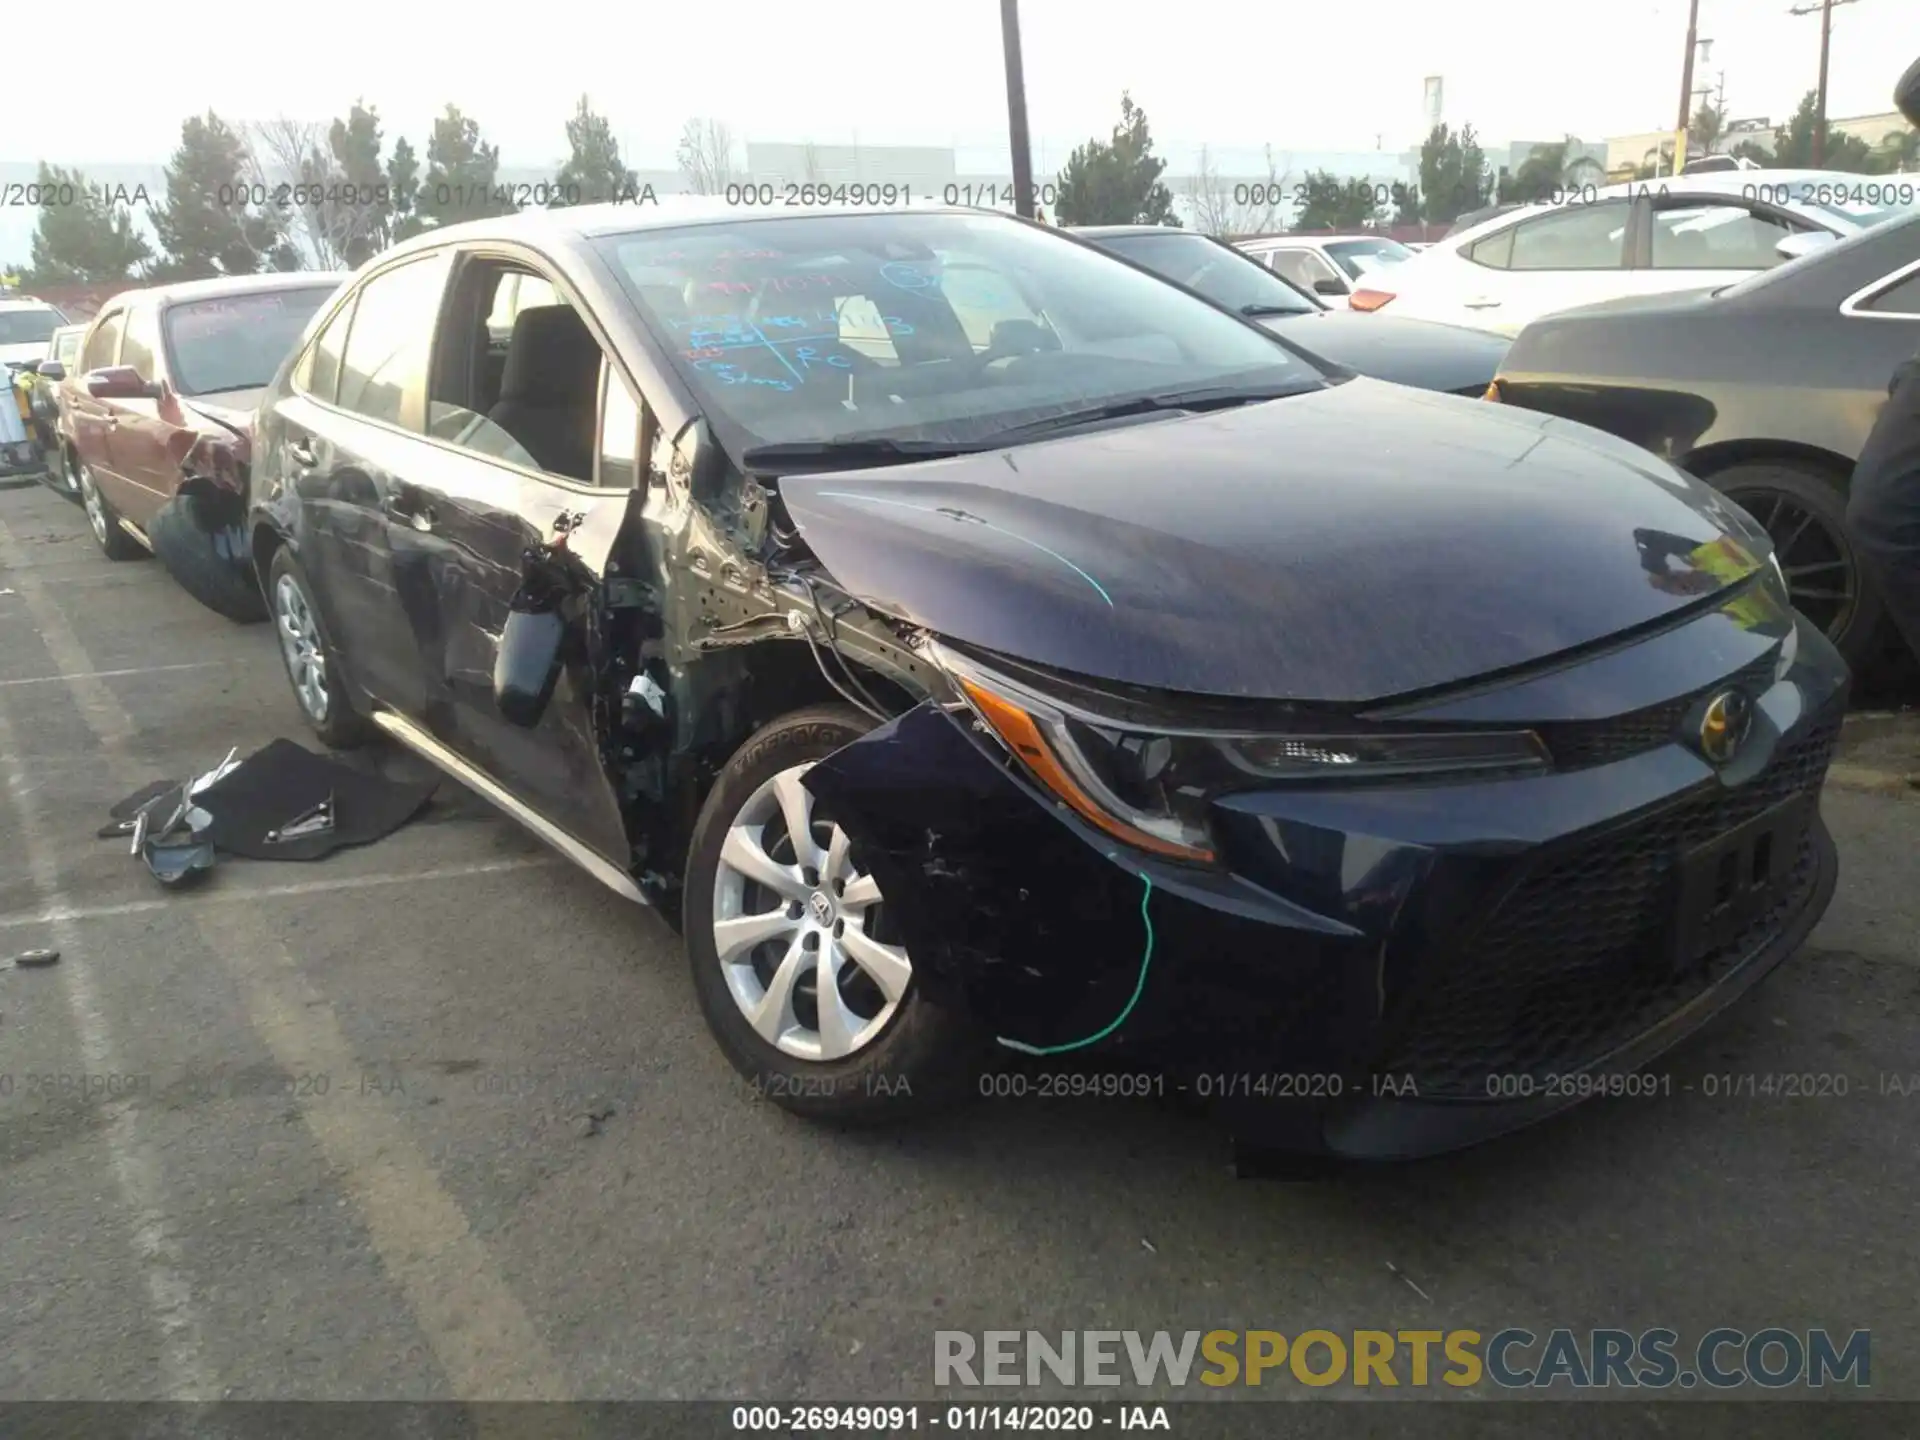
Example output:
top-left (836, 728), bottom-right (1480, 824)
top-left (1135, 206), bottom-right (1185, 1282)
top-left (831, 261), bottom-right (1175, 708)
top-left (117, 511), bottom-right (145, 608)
top-left (957, 677), bottom-right (1215, 863)
top-left (1482, 379), bottom-right (1504, 402)
top-left (1348, 289), bottom-right (1394, 312)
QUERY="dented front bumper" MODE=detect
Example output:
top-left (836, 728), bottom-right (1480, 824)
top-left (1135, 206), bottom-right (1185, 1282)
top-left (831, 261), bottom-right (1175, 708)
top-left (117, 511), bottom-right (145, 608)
top-left (803, 621), bottom-right (1847, 1160)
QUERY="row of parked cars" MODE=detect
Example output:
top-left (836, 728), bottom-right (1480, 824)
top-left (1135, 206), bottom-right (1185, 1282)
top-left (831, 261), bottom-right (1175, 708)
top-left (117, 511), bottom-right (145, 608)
top-left (0, 106), bottom-right (1911, 1159)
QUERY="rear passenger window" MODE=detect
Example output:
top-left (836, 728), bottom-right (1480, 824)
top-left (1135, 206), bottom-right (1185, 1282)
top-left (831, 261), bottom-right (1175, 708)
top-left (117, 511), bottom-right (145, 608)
top-left (1467, 227), bottom-right (1515, 269)
top-left (1864, 270), bottom-right (1920, 316)
top-left (337, 253), bottom-right (452, 429)
top-left (297, 301), bottom-right (353, 403)
top-left (82, 312), bottom-right (124, 372)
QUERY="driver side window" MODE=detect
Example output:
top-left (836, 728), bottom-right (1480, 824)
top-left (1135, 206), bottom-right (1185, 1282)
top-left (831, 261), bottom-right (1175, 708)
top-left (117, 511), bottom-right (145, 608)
top-left (82, 312), bottom-right (124, 372)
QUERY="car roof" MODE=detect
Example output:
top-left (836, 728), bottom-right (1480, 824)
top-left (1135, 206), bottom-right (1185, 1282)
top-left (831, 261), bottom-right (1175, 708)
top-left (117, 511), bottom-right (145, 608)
top-left (96, 271), bottom-right (351, 312)
top-left (1071, 225), bottom-right (1197, 239)
top-left (377, 197), bottom-right (1001, 264)
top-left (1437, 168), bottom-right (1899, 250)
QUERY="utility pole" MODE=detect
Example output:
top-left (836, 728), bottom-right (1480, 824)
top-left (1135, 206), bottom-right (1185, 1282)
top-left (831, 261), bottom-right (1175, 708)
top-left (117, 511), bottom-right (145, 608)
top-left (1674, 0), bottom-right (1701, 175)
top-left (1789, 0), bottom-right (1862, 168)
top-left (999, 0), bottom-right (1036, 219)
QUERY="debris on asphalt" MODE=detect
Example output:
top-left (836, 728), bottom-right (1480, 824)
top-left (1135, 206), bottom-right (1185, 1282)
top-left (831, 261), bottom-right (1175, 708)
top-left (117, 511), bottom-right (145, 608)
top-left (573, 1105), bottom-right (617, 1139)
top-left (1387, 1260), bottom-right (1432, 1302)
top-left (1141, 1237), bottom-right (1157, 1254)
top-left (101, 739), bottom-right (437, 887)
top-left (10, 948), bottom-right (59, 969)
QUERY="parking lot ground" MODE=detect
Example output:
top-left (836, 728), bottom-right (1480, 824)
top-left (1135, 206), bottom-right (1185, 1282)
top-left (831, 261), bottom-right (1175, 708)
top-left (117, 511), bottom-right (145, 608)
top-left (2, 481), bottom-right (1918, 1424)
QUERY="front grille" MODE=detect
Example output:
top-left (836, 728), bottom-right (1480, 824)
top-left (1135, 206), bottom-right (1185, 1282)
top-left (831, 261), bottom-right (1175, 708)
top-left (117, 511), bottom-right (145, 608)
top-left (1378, 704), bottom-right (1841, 1098)
top-left (1537, 652), bottom-right (1779, 770)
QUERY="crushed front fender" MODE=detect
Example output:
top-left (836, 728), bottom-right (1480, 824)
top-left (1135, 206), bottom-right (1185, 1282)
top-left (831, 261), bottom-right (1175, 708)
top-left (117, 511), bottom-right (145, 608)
top-left (801, 702), bottom-right (1379, 1068)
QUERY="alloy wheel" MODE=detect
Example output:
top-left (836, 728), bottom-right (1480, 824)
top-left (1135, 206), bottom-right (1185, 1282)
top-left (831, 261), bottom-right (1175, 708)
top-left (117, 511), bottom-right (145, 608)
top-left (1744, 489), bottom-right (1856, 641)
top-left (78, 466), bottom-right (108, 544)
top-left (711, 762), bottom-right (911, 1061)
top-left (274, 572), bottom-right (329, 722)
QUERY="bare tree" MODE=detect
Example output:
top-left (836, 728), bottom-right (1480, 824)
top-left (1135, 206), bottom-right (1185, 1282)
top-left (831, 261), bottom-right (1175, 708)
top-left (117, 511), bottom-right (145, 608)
top-left (1183, 143), bottom-right (1289, 238)
top-left (676, 118), bottom-right (738, 194)
top-left (242, 116), bottom-right (388, 269)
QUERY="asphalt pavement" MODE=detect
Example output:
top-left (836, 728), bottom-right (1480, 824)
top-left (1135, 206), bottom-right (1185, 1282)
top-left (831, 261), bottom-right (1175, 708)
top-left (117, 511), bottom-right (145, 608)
top-left (1, 480), bottom-right (1917, 1425)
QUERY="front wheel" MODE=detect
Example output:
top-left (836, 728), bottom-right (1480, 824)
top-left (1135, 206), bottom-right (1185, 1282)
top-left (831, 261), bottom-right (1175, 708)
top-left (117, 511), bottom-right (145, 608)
top-left (682, 704), bottom-right (981, 1123)
top-left (1710, 461), bottom-right (1886, 671)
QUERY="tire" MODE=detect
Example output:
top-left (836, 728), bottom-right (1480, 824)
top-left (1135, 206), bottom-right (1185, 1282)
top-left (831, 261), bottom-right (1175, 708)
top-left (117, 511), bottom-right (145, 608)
top-left (265, 545), bottom-right (372, 749)
top-left (683, 704), bottom-right (982, 1123)
top-left (150, 492), bottom-right (268, 623)
top-left (54, 444), bottom-right (83, 502)
top-left (75, 460), bottom-right (147, 561)
top-left (1707, 460), bottom-right (1887, 672)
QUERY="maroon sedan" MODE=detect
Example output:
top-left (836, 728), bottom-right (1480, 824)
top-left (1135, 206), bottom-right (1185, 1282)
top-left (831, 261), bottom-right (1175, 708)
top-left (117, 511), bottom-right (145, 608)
top-left (61, 272), bottom-right (345, 617)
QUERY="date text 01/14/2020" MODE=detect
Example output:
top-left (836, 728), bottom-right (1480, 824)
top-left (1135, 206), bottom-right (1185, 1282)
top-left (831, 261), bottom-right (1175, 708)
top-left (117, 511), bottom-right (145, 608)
top-left (731, 1405), bottom-right (1171, 1431)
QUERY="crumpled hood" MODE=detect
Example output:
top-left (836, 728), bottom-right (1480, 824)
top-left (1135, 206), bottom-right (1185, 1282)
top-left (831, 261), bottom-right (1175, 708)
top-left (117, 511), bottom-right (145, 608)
top-left (781, 378), bottom-right (1767, 704)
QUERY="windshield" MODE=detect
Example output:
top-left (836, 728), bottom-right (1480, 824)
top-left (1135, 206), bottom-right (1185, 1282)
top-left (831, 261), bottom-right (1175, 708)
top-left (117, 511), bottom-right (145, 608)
top-left (1091, 232), bottom-right (1316, 316)
top-left (162, 287), bottom-right (337, 395)
top-left (593, 212), bottom-right (1323, 456)
top-left (1323, 238), bottom-right (1415, 279)
top-left (0, 308), bottom-right (63, 346)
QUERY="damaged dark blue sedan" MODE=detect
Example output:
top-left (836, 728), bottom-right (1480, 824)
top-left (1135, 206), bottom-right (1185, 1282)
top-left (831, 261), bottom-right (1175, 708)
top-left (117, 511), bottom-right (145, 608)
top-left (245, 202), bottom-right (1847, 1161)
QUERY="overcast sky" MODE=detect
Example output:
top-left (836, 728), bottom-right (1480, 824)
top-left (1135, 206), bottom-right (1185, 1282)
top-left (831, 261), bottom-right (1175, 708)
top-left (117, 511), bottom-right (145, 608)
top-left (21, 0), bottom-right (1919, 171)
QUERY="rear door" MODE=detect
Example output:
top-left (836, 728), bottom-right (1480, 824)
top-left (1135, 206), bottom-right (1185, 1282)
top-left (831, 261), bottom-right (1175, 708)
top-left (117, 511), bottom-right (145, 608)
top-left (1451, 199), bottom-right (1635, 333)
top-left (394, 247), bottom-right (647, 865)
top-left (279, 252), bottom-right (455, 718)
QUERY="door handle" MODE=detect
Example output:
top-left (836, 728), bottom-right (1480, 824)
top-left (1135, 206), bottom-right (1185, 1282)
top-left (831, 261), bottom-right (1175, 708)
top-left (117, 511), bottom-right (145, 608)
top-left (1463, 297), bottom-right (1503, 309)
top-left (287, 437), bottom-right (318, 467)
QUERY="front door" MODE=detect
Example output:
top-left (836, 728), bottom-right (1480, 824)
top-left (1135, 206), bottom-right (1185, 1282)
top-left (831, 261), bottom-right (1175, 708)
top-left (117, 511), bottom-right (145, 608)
top-left (67, 309), bottom-right (125, 494)
top-left (106, 301), bottom-right (180, 530)
top-left (395, 253), bottom-right (647, 866)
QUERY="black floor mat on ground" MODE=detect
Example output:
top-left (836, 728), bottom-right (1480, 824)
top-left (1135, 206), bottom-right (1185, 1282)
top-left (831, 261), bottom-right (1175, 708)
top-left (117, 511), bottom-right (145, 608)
top-left (192, 738), bottom-right (438, 861)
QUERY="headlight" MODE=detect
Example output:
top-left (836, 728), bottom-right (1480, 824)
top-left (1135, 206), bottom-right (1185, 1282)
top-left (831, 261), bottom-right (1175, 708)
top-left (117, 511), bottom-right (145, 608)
top-left (931, 644), bottom-right (1550, 865)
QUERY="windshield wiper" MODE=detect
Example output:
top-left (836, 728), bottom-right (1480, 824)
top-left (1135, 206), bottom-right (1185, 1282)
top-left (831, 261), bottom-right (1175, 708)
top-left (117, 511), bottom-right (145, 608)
top-left (739, 437), bottom-right (998, 473)
top-left (980, 385), bottom-right (1303, 445)
top-left (1240, 303), bottom-right (1308, 317)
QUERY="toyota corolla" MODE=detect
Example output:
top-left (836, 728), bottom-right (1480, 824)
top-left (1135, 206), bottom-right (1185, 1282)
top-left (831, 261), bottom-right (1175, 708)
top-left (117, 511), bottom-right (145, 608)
top-left (245, 201), bottom-right (1847, 1161)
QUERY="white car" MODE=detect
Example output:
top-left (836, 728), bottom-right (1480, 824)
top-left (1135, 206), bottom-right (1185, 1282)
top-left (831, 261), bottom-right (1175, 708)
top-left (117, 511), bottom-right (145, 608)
top-left (0, 298), bottom-right (69, 371)
top-left (1234, 235), bottom-right (1415, 308)
top-left (1342, 169), bottom-right (1920, 336)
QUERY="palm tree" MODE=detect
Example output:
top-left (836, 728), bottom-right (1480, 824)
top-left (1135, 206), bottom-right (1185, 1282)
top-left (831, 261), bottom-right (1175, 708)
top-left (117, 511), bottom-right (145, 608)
top-left (1866, 127), bottom-right (1919, 175)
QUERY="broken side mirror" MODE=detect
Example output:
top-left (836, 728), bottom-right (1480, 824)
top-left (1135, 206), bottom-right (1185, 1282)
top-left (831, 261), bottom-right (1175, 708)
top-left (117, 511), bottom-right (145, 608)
top-left (494, 605), bottom-right (565, 728)
top-left (494, 529), bottom-right (578, 729)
